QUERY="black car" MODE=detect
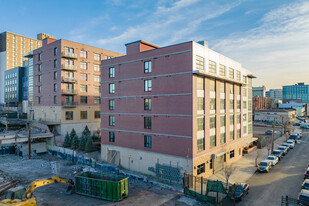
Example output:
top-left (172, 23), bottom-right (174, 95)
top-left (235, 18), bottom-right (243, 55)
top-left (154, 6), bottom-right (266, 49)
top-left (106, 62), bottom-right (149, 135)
top-left (272, 150), bottom-right (283, 160)
top-left (227, 183), bottom-right (249, 201)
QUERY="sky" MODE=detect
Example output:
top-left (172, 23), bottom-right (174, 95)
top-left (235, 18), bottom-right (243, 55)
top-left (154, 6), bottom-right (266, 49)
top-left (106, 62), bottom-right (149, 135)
top-left (1, 0), bottom-right (308, 89)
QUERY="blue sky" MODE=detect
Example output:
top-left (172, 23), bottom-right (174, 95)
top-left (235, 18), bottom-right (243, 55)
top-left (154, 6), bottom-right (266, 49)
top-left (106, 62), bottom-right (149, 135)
top-left (1, 0), bottom-right (308, 89)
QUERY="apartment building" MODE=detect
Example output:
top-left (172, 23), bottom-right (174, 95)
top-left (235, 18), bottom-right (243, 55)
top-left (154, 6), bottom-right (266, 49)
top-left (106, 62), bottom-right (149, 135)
top-left (100, 40), bottom-right (255, 179)
top-left (0, 32), bottom-right (53, 104)
top-left (30, 38), bottom-right (122, 139)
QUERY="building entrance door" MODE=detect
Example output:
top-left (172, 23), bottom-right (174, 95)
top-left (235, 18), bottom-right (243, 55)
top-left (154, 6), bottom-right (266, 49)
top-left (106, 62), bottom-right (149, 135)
top-left (214, 153), bottom-right (225, 174)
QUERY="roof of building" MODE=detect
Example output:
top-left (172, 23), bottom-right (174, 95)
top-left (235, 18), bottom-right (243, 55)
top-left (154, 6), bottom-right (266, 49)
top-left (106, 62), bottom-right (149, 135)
top-left (255, 108), bottom-right (296, 113)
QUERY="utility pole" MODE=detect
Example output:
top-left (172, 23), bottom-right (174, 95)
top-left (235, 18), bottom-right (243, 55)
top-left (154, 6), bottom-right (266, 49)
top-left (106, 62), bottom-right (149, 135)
top-left (271, 118), bottom-right (276, 154)
top-left (27, 123), bottom-right (31, 159)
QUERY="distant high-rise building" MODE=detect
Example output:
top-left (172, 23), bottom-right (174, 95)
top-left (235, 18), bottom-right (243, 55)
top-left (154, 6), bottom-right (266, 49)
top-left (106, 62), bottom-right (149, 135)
top-left (252, 86), bottom-right (266, 97)
top-left (266, 89), bottom-right (282, 102)
top-left (283, 83), bottom-right (309, 103)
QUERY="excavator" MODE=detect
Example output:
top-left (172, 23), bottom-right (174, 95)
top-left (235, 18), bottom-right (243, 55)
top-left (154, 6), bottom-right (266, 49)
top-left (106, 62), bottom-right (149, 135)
top-left (0, 177), bottom-right (74, 206)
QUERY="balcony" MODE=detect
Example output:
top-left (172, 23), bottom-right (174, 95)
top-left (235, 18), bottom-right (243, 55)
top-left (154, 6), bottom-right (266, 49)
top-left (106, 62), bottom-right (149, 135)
top-left (62, 64), bottom-right (77, 71)
top-left (62, 101), bottom-right (78, 107)
top-left (62, 51), bottom-right (78, 59)
top-left (61, 77), bottom-right (77, 83)
top-left (61, 89), bottom-right (77, 95)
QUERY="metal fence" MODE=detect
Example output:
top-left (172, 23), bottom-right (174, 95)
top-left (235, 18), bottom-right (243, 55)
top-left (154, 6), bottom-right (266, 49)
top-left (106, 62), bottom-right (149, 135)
top-left (281, 196), bottom-right (309, 206)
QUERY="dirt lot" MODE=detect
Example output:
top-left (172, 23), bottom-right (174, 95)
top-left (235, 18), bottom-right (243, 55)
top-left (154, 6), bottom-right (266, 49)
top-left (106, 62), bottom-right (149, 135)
top-left (0, 154), bottom-right (199, 206)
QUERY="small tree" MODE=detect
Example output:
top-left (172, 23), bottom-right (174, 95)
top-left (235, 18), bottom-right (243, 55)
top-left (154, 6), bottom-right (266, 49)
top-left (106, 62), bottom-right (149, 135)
top-left (70, 128), bottom-right (77, 141)
top-left (71, 134), bottom-right (79, 150)
top-left (63, 132), bottom-right (71, 148)
top-left (223, 164), bottom-right (235, 190)
top-left (255, 149), bottom-right (261, 167)
top-left (79, 133), bottom-right (86, 151)
top-left (85, 135), bottom-right (93, 153)
top-left (82, 125), bottom-right (91, 138)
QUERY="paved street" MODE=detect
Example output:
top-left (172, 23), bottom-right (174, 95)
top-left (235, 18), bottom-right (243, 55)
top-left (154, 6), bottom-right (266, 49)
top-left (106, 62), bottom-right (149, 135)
top-left (227, 131), bottom-right (309, 206)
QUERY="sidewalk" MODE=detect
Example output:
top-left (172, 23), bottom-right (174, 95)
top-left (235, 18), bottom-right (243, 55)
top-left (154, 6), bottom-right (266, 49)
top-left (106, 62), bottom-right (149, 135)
top-left (208, 134), bottom-right (289, 184)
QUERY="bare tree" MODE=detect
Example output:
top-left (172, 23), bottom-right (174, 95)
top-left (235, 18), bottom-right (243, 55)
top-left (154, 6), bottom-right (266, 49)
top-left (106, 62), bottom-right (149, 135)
top-left (223, 164), bottom-right (236, 189)
top-left (255, 149), bottom-right (261, 167)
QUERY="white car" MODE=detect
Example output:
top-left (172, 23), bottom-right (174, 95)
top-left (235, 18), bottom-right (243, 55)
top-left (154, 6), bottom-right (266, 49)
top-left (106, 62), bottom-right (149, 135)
top-left (286, 140), bottom-right (295, 148)
top-left (266, 156), bottom-right (279, 166)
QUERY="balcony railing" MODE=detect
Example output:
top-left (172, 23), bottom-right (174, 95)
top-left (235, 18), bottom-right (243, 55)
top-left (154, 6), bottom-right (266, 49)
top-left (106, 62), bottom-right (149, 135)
top-left (61, 77), bottom-right (77, 83)
top-left (61, 89), bottom-right (77, 95)
top-left (61, 51), bottom-right (78, 59)
top-left (62, 101), bottom-right (78, 107)
top-left (62, 64), bottom-right (77, 71)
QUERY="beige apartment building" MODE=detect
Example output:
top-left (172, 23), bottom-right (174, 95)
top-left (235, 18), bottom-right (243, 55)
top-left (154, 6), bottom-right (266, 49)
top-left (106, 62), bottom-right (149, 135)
top-left (29, 38), bottom-right (122, 140)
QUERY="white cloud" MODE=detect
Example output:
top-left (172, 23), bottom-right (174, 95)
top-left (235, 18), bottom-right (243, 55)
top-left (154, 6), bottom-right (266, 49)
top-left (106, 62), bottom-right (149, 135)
top-left (213, 0), bottom-right (309, 89)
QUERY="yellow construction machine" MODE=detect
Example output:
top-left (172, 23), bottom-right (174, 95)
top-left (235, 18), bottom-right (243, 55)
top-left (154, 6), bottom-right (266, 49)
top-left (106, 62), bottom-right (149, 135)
top-left (0, 177), bottom-right (74, 206)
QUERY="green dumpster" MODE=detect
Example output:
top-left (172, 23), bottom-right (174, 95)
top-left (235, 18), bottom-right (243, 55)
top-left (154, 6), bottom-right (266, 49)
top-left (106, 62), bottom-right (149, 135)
top-left (75, 172), bottom-right (129, 201)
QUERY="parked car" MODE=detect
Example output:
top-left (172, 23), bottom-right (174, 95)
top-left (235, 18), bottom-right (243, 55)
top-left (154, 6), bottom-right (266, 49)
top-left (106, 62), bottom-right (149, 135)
top-left (286, 140), bottom-right (295, 149)
top-left (258, 161), bottom-right (271, 172)
top-left (302, 179), bottom-right (309, 190)
top-left (305, 168), bottom-right (309, 179)
top-left (266, 156), bottom-right (279, 166)
top-left (272, 150), bottom-right (283, 160)
top-left (293, 131), bottom-right (302, 138)
top-left (281, 143), bottom-right (290, 151)
top-left (295, 122), bottom-right (301, 126)
top-left (298, 189), bottom-right (309, 202)
top-left (277, 146), bottom-right (288, 155)
top-left (289, 134), bottom-right (299, 142)
top-left (265, 130), bottom-right (273, 135)
top-left (227, 183), bottom-right (249, 201)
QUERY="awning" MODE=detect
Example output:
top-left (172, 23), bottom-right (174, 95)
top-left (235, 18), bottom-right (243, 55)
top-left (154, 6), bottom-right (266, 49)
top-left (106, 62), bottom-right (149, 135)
top-left (243, 137), bottom-right (258, 146)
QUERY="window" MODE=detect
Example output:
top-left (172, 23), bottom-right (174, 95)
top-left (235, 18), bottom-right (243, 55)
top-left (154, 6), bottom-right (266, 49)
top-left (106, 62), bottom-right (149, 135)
top-left (80, 73), bottom-right (87, 81)
top-left (230, 99), bottom-right (234, 110)
top-left (237, 129), bottom-right (241, 138)
top-left (65, 59), bottom-right (74, 66)
top-left (109, 132), bottom-right (115, 142)
top-left (243, 75), bottom-right (247, 83)
top-left (65, 111), bottom-right (73, 120)
top-left (144, 61), bottom-right (152, 73)
top-left (94, 86), bottom-right (100, 93)
top-left (220, 82), bottom-right (225, 93)
top-left (230, 150), bottom-right (235, 159)
top-left (210, 98), bottom-right (216, 110)
top-left (144, 80), bottom-right (152, 92)
top-left (230, 115), bottom-right (234, 125)
top-left (220, 99), bottom-right (225, 110)
top-left (109, 67), bottom-right (115, 78)
top-left (229, 68), bottom-right (234, 79)
top-left (210, 135), bottom-right (216, 148)
top-left (54, 84), bottom-right (57, 92)
top-left (38, 53), bottom-right (42, 61)
top-left (144, 98), bottom-right (152, 110)
top-left (54, 96), bottom-right (57, 104)
top-left (94, 97), bottom-right (100, 104)
top-left (196, 55), bottom-right (204, 70)
top-left (54, 72), bottom-right (57, 80)
top-left (80, 62), bottom-right (87, 70)
top-left (197, 97), bottom-right (204, 110)
top-left (210, 159), bottom-right (213, 169)
top-left (197, 77), bottom-right (204, 90)
top-left (109, 116), bottom-right (115, 126)
top-left (220, 133), bottom-right (226, 144)
top-left (54, 59), bottom-right (57, 68)
top-left (248, 101), bottom-right (252, 110)
top-left (38, 64), bottom-right (41, 72)
top-left (248, 124), bottom-right (252, 134)
top-left (144, 117), bottom-right (152, 129)
top-left (248, 113), bottom-right (252, 122)
top-left (243, 101), bottom-right (247, 109)
top-left (197, 118), bottom-right (204, 131)
top-left (38, 75), bottom-right (42, 82)
top-left (65, 47), bottom-right (74, 53)
top-left (109, 99), bottom-right (115, 110)
top-left (243, 125), bottom-right (247, 134)
top-left (220, 116), bottom-right (225, 127)
top-left (80, 96), bottom-right (87, 104)
top-left (144, 135), bottom-right (152, 148)
top-left (236, 71), bottom-right (241, 81)
top-left (209, 60), bottom-right (216, 74)
top-left (230, 130), bottom-right (234, 140)
top-left (80, 85), bottom-right (87, 92)
top-left (243, 88), bottom-right (247, 97)
top-left (237, 100), bottom-right (241, 109)
top-left (94, 75), bottom-right (100, 82)
top-left (197, 138), bottom-right (205, 152)
top-left (38, 86), bottom-right (41, 93)
top-left (209, 79), bottom-right (216, 91)
top-left (94, 53), bottom-right (100, 61)
top-left (243, 114), bottom-right (247, 122)
top-left (197, 163), bottom-right (205, 175)
top-left (237, 114), bottom-right (241, 124)
top-left (80, 50), bottom-right (87, 58)
top-left (109, 83), bottom-right (115, 94)
top-left (210, 117), bottom-right (216, 129)
top-left (94, 64), bottom-right (100, 72)
top-left (219, 64), bottom-right (226, 76)
top-left (54, 47), bottom-right (57, 56)
top-left (229, 84), bottom-right (234, 94)
top-left (95, 111), bottom-right (100, 119)
top-left (38, 97), bottom-right (41, 104)
top-left (80, 111), bottom-right (87, 120)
